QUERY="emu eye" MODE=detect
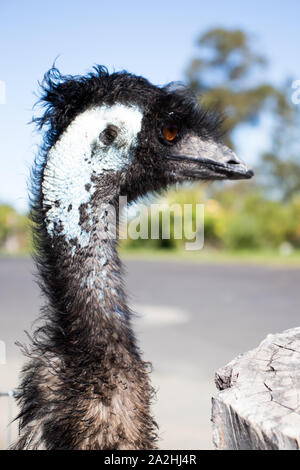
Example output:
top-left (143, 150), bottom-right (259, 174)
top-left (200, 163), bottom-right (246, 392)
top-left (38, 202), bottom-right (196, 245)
top-left (162, 123), bottom-right (179, 142)
top-left (99, 124), bottom-right (119, 145)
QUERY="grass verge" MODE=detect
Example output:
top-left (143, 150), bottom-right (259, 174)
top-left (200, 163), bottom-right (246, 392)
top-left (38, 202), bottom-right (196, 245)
top-left (119, 247), bottom-right (300, 267)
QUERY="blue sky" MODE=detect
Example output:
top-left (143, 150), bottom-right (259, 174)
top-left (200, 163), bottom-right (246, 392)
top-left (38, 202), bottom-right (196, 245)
top-left (1, 0), bottom-right (299, 212)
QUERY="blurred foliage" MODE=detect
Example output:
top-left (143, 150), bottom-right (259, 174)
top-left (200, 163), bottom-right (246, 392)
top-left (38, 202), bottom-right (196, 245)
top-left (122, 186), bottom-right (300, 252)
top-left (212, 186), bottom-right (300, 250)
top-left (186, 27), bottom-right (300, 203)
top-left (186, 28), bottom-right (290, 148)
top-left (0, 205), bottom-right (31, 254)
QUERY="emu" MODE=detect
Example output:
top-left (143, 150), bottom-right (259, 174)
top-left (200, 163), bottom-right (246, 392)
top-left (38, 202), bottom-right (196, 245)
top-left (13, 67), bottom-right (253, 450)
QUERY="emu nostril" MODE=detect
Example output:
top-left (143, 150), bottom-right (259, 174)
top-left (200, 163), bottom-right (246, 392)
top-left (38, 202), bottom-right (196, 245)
top-left (227, 159), bottom-right (239, 165)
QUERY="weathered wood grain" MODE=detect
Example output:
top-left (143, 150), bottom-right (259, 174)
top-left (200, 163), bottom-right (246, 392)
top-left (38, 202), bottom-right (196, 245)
top-left (212, 327), bottom-right (300, 450)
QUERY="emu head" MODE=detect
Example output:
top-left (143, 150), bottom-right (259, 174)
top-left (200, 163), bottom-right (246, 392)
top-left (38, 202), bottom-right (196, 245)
top-left (39, 67), bottom-right (253, 247)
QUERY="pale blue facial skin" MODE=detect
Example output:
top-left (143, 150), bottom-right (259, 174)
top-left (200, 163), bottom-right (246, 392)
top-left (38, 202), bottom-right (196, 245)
top-left (42, 103), bottom-right (143, 251)
top-left (42, 104), bottom-right (143, 319)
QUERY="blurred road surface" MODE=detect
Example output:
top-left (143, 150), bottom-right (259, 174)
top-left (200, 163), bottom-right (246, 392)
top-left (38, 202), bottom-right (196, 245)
top-left (0, 257), bottom-right (299, 449)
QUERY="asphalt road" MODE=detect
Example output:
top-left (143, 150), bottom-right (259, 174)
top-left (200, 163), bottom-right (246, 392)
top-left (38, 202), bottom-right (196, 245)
top-left (0, 257), bottom-right (299, 449)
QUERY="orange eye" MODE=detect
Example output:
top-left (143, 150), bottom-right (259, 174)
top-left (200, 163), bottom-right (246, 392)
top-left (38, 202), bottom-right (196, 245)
top-left (162, 123), bottom-right (179, 142)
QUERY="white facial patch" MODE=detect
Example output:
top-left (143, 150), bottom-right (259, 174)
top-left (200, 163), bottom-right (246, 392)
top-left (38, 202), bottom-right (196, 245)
top-left (42, 103), bottom-right (143, 249)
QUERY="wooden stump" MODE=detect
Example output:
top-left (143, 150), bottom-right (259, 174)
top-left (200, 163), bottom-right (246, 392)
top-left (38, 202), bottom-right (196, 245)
top-left (212, 327), bottom-right (300, 450)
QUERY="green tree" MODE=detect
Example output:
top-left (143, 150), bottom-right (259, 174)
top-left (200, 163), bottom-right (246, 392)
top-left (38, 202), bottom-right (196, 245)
top-left (0, 204), bottom-right (30, 253)
top-left (186, 28), bottom-right (288, 148)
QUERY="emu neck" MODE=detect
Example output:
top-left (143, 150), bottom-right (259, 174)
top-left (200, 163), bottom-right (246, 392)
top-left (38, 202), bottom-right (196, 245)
top-left (25, 193), bottom-right (158, 450)
top-left (40, 104), bottom-right (143, 357)
top-left (15, 94), bottom-right (158, 451)
top-left (44, 196), bottom-right (131, 358)
top-left (41, 126), bottom-right (129, 356)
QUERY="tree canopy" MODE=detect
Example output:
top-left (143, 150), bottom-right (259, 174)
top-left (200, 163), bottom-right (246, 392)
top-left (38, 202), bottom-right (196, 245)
top-left (186, 28), bottom-right (290, 148)
top-left (186, 27), bottom-right (300, 202)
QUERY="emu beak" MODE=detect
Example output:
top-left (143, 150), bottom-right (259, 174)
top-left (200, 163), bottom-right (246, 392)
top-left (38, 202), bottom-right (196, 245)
top-left (167, 136), bottom-right (254, 180)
